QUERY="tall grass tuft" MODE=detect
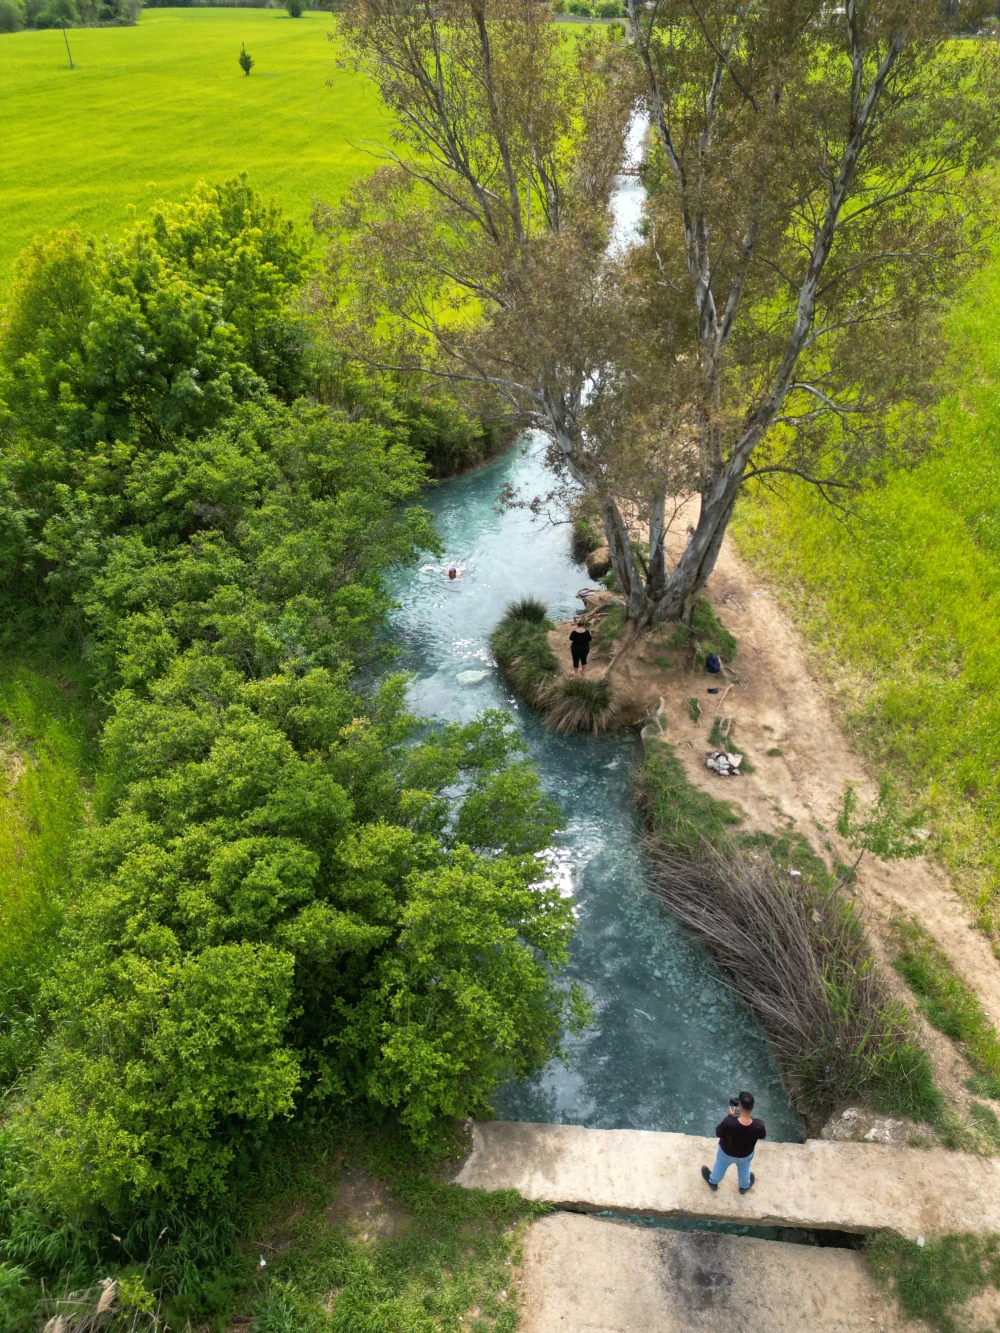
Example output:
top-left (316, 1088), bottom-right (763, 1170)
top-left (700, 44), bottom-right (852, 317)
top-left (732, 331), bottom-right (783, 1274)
top-left (503, 596), bottom-right (552, 625)
top-left (644, 838), bottom-right (941, 1124)
top-left (490, 602), bottom-right (622, 733)
top-left (490, 601), bottom-right (560, 709)
top-left (545, 676), bottom-right (620, 735)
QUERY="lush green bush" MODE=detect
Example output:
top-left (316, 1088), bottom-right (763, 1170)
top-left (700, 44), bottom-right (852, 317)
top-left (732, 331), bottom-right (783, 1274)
top-left (569, 494), bottom-right (604, 559)
top-left (567, 1), bottom-right (591, 13)
top-left (286, 0), bottom-right (302, 13)
top-left (0, 667), bottom-right (95, 1089)
top-left (0, 182), bottom-right (581, 1249)
top-left (21, 0), bottom-right (135, 26)
top-left (0, 0), bottom-right (23, 31)
top-left (595, 1), bottom-right (622, 15)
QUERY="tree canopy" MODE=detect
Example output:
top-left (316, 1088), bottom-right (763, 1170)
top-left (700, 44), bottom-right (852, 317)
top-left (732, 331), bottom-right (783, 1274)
top-left (325, 0), bottom-right (1000, 623)
top-left (0, 180), bottom-right (580, 1240)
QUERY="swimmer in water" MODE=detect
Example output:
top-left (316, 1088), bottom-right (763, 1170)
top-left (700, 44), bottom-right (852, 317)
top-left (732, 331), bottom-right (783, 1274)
top-left (443, 562), bottom-right (465, 580)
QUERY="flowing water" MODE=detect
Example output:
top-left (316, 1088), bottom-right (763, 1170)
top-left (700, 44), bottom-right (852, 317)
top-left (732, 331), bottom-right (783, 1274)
top-left (386, 135), bottom-right (801, 1143)
top-left (388, 441), bottom-right (801, 1142)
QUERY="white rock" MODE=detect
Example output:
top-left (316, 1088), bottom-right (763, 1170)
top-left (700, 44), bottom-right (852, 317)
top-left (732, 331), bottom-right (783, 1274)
top-left (457, 670), bottom-right (489, 685)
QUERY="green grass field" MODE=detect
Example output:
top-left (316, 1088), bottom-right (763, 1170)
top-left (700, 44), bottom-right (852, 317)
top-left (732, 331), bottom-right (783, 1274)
top-left (0, 664), bottom-right (96, 1088)
top-left (0, 7), bottom-right (391, 284)
top-left (737, 249), bottom-right (1000, 939)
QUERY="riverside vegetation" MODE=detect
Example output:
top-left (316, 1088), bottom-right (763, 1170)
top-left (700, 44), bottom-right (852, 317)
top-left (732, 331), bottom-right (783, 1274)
top-left (737, 251), bottom-right (1000, 945)
top-left (0, 180), bottom-right (576, 1328)
top-left (5, 3), bottom-right (1000, 1330)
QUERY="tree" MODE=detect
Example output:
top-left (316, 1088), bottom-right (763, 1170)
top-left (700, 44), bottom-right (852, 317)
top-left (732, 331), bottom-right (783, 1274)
top-left (0, 178), bottom-right (585, 1218)
top-left (319, 0), bottom-right (634, 557)
top-left (327, 0), bottom-right (1000, 625)
top-left (602, 0), bottom-right (1000, 621)
top-left (287, 0), bottom-right (303, 15)
top-left (238, 42), bottom-right (254, 75)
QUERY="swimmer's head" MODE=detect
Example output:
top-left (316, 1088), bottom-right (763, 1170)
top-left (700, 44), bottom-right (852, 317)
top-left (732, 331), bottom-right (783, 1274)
top-left (448, 566), bottom-right (458, 580)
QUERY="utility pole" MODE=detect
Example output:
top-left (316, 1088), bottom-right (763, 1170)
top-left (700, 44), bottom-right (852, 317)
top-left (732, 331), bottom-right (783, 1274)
top-left (62, 27), bottom-right (75, 68)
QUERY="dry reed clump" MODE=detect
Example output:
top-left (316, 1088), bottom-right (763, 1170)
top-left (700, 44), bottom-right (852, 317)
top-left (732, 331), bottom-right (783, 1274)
top-left (644, 839), bottom-right (940, 1124)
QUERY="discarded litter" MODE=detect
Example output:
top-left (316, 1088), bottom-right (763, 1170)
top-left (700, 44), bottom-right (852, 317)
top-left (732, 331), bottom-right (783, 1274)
top-left (705, 751), bottom-right (743, 777)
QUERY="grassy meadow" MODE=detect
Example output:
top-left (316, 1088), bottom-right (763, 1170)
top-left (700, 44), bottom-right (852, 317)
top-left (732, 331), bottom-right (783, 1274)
top-left (0, 664), bottom-right (96, 1089)
top-left (737, 251), bottom-right (1000, 939)
top-left (0, 7), bottom-right (392, 284)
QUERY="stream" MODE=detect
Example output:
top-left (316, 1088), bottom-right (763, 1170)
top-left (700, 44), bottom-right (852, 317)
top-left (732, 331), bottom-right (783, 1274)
top-left (388, 443), bottom-right (801, 1143)
top-left (386, 127), bottom-right (802, 1144)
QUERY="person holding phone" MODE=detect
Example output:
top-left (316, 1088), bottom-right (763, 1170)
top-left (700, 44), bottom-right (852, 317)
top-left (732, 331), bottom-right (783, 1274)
top-left (701, 1091), bottom-right (766, 1195)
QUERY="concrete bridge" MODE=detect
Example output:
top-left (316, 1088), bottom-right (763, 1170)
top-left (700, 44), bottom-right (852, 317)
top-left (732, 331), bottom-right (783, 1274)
top-left (455, 1120), bottom-right (1000, 1239)
top-left (454, 1122), bottom-right (1000, 1332)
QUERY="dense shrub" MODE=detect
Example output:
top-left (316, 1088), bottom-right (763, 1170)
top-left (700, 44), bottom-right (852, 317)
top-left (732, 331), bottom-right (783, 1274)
top-left (0, 182), bottom-right (580, 1237)
top-left (16, 0), bottom-right (137, 25)
top-left (287, 0), bottom-right (302, 12)
top-left (569, 492), bottom-right (603, 559)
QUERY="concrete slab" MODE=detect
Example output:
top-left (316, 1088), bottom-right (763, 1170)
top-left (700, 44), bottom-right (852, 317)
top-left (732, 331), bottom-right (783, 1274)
top-left (517, 1212), bottom-right (930, 1333)
top-left (456, 1121), bottom-right (1000, 1239)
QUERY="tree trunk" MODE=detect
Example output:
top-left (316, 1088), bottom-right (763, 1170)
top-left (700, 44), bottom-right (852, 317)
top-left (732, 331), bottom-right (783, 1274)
top-left (648, 475), bottom-right (739, 623)
top-left (598, 494), bottom-right (649, 620)
top-left (646, 490), bottom-right (668, 602)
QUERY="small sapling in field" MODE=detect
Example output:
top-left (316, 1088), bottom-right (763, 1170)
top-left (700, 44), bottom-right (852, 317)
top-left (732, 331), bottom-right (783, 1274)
top-left (838, 776), bottom-right (926, 870)
top-left (238, 43), bottom-right (254, 75)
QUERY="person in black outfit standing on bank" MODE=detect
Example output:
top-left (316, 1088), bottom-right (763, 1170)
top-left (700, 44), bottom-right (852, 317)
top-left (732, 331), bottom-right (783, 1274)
top-left (569, 622), bottom-right (592, 673)
top-left (701, 1091), bottom-right (766, 1194)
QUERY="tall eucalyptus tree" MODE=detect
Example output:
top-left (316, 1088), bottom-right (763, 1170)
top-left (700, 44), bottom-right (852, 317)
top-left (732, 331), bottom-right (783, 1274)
top-left (325, 0), bottom-right (999, 622)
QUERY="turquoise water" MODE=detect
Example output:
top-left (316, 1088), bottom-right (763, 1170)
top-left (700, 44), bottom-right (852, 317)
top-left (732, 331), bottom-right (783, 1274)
top-left (388, 439), bottom-right (803, 1142)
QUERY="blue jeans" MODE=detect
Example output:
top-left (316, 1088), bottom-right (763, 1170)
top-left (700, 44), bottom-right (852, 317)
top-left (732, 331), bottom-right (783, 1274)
top-left (709, 1145), bottom-right (754, 1189)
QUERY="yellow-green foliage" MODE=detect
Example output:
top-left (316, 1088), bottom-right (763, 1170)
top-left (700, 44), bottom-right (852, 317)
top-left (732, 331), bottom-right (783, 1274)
top-left (0, 664), bottom-right (94, 1084)
top-left (0, 9), bottom-right (391, 286)
top-left (736, 249), bottom-right (1000, 936)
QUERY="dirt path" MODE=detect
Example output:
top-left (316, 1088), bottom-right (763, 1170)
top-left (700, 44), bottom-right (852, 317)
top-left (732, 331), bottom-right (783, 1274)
top-left (552, 514), bottom-right (1000, 1038)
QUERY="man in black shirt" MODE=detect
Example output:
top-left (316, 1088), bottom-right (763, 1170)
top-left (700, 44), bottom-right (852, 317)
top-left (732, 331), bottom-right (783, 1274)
top-left (701, 1091), bottom-right (766, 1195)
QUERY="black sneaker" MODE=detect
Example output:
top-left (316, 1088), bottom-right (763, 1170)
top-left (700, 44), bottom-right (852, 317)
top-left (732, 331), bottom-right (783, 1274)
top-left (740, 1173), bottom-right (756, 1195)
top-left (701, 1166), bottom-right (718, 1191)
